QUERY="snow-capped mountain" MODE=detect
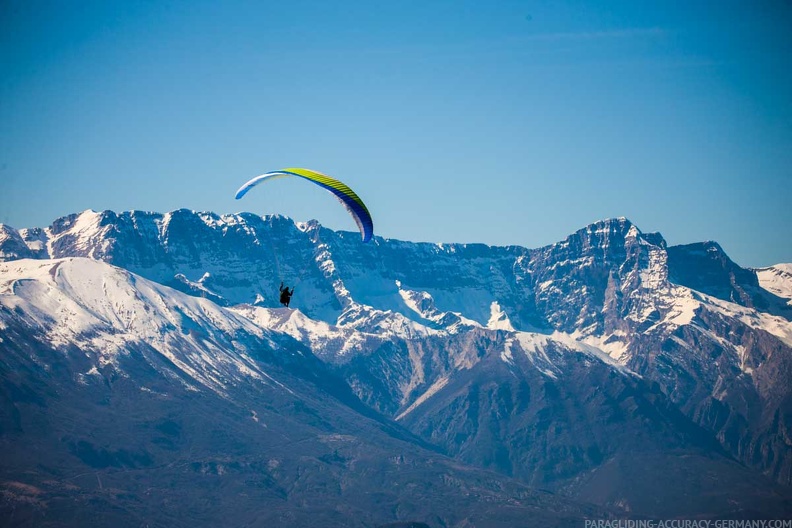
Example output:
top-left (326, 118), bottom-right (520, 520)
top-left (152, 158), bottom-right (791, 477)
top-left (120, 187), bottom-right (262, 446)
top-left (2, 209), bottom-right (792, 521)
top-left (757, 264), bottom-right (792, 309)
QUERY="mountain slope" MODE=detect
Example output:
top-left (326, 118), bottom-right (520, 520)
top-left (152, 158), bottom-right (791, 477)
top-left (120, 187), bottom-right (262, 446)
top-left (0, 258), bottom-right (607, 527)
top-left (247, 304), bottom-right (792, 517)
top-left (3, 210), bottom-right (792, 514)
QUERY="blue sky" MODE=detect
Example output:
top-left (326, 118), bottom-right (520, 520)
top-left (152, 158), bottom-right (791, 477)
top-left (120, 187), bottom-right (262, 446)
top-left (1, 1), bottom-right (790, 267)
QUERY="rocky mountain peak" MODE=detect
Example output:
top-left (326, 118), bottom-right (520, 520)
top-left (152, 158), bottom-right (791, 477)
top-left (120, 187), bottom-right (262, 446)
top-left (525, 217), bottom-right (670, 336)
top-left (666, 240), bottom-right (764, 309)
top-left (0, 224), bottom-right (33, 260)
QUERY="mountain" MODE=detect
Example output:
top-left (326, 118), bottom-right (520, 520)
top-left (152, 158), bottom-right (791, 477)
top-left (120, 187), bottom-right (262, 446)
top-left (0, 257), bottom-right (606, 527)
top-left (667, 242), bottom-right (792, 316)
top-left (2, 209), bottom-right (792, 521)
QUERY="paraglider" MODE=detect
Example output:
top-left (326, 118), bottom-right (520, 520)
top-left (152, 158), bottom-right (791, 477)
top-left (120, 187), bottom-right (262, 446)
top-left (235, 167), bottom-right (373, 309)
top-left (279, 282), bottom-right (294, 308)
top-left (234, 167), bottom-right (373, 243)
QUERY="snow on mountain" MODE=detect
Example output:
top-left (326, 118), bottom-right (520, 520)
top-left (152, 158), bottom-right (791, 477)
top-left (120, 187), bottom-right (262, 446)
top-left (487, 301), bottom-right (516, 331)
top-left (0, 210), bottom-right (531, 329)
top-left (0, 224), bottom-right (33, 261)
top-left (3, 211), bottom-right (789, 403)
top-left (3, 258), bottom-right (610, 527)
top-left (233, 296), bottom-right (640, 423)
top-left (3, 209), bottom-right (792, 513)
top-left (701, 291), bottom-right (792, 349)
top-left (231, 304), bottom-right (384, 360)
top-left (757, 264), bottom-right (792, 307)
top-left (0, 257), bottom-right (285, 397)
top-left (1, 212), bottom-right (676, 340)
top-left (667, 242), bottom-right (792, 320)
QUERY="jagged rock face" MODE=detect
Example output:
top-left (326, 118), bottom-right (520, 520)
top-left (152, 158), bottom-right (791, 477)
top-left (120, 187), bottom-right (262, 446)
top-left (2, 209), bottom-right (792, 519)
top-left (523, 218), bottom-right (669, 335)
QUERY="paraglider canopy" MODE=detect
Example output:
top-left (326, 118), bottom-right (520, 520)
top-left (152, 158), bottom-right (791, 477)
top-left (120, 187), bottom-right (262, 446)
top-left (235, 168), bottom-right (374, 243)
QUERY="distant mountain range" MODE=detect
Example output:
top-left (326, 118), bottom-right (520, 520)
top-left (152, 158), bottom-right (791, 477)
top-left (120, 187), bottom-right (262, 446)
top-left (1, 209), bottom-right (791, 526)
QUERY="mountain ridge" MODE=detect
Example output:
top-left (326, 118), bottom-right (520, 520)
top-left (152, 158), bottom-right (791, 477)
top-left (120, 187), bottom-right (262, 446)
top-left (2, 209), bottom-right (792, 522)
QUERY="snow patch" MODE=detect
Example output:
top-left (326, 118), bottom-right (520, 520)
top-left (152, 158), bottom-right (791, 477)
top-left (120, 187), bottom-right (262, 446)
top-left (757, 264), bottom-right (792, 306)
top-left (487, 301), bottom-right (515, 331)
top-left (701, 293), bottom-right (792, 349)
top-left (503, 335), bottom-right (560, 378)
top-left (578, 332), bottom-right (630, 364)
top-left (664, 290), bottom-right (700, 326)
top-left (549, 331), bottom-right (636, 374)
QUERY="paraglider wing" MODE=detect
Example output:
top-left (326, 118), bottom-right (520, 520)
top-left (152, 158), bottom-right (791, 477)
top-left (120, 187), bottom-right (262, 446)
top-left (234, 172), bottom-right (292, 200)
top-left (234, 168), bottom-right (373, 243)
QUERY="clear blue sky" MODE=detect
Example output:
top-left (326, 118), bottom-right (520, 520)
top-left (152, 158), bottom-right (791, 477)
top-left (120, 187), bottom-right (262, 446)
top-left (1, 1), bottom-right (790, 267)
